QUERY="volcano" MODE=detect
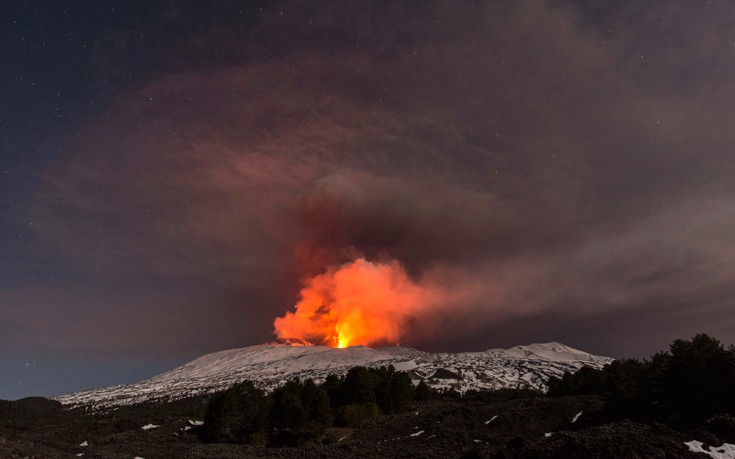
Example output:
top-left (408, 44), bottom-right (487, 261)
top-left (54, 341), bottom-right (613, 409)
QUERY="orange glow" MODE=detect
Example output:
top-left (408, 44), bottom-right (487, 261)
top-left (273, 258), bottom-right (424, 348)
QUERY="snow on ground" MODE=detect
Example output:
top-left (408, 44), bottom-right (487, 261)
top-left (54, 341), bottom-right (613, 409)
top-left (141, 424), bottom-right (159, 430)
top-left (505, 342), bottom-right (605, 362)
top-left (78, 441), bottom-right (88, 447)
top-left (410, 430), bottom-right (425, 437)
top-left (685, 440), bottom-right (735, 459)
top-left (571, 411), bottom-right (583, 423)
top-left (485, 415), bottom-right (499, 424)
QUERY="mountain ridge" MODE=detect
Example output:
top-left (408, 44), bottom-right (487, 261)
top-left (54, 340), bottom-right (613, 409)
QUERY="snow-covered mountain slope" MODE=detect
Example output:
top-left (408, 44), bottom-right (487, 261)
top-left (504, 342), bottom-right (604, 362)
top-left (54, 340), bottom-right (613, 409)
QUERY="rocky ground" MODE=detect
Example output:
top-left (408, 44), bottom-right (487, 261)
top-left (0, 393), bottom-right (728, 458)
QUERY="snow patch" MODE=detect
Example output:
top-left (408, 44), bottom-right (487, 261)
top-left (485, 415), bottom-right (499, 424)
top-left (545, 432), bottom-right (554, 438)
top-left (571, 411), bottom-right (583, 423)
top-left (54, 341), bottom-right (613, 409)
top-left (506, 342), bottom-right (599, 362)
top-left (141, 424), bottom-right (159, 430)
top-left (410, 430), bottom-right (425, 437)
top-left (188, 419), bottom-right (204, 426)
top-left (685, 440), bottom-right (735, 459)
top-left (78, 441), bottom-right (88, 447)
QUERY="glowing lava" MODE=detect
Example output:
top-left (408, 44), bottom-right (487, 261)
top-left (273, 258), bottom-right (425, 348)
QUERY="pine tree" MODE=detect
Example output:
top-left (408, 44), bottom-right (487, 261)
top-left (201, 381), bottom-right (269, 444)
top-left (301, 379), bottom-right (333, 428)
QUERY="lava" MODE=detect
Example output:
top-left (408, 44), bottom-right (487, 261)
top-left (273, 258), bottom-right (426, 348)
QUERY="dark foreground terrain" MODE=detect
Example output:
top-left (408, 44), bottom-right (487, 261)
top-left (0, 392), bottom-right (727, 458)
top-left (4, 334), bottom-right (735, 458)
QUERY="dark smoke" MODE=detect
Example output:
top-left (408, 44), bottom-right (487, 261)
top-left (25, 0), bottom-right (735, 357)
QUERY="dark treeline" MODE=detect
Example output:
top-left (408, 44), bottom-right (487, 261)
top-left (200, 365), bottom-right (435, 446)
top-left (548, 334), bottom-right (735, 425)
top-left (0, 397), bottom-right (65, 427)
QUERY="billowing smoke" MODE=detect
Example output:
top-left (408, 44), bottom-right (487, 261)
top-left (20, 0), bottom-right (735, 357)
top-left (274, 258), bottom-right (430, 347)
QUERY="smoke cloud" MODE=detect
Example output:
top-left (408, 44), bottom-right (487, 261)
top-left (20, 0), bottom-right (735, 357)
top-left (274, 258), bottom-right (426, 347)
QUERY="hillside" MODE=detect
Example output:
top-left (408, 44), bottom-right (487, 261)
top-left (55, 340), bottom-right (612, 409)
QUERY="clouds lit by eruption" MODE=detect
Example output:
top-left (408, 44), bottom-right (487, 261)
top-left (16, 1), bottom-right (735, 357)
top-left (274, 258), bottom-right (434, 348)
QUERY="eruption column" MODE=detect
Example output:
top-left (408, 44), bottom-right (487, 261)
top-left (273, 258), bottom-right (425, 348)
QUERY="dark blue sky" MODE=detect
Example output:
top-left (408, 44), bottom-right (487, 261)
top-left (3, 1), bottom-right (735, 400)
top-left (1, 1), bottom-right (169, 399)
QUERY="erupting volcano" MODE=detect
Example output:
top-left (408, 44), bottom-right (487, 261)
top-left (273, 258), bottom-right (428, 348)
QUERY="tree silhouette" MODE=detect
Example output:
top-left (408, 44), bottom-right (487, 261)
top-left (548, 333), bottom-right (735, 423)
top-left (201, 381), bottom-right (269, 444)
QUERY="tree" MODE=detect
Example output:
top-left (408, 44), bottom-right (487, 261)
top-left (336, 402), bottom-right (380, 426)
top-left (323, 374), bottom-right (344, 409)
top-left (388, 370), bottom-right (415, 413)
top-left (415, 380), bottom-right (432, 402)
top-left (201, 381), bottom-right (269, 444)
top-left (547, 333), bottom-right (735, 423)
top-left (269, 379), bottom-right (306, 431)
top-left (268, 379), bottom-right (309, 446)
top-left (201, 366), bottom-right (421, 445)
top-left (343, 367), bottom-right (378, 405)
top-left (301, 379), bottom-right (333, 428)
top-left (663, 334), bottom-right (735, 418)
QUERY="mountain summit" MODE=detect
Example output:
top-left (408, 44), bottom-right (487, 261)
top-left (55, 342), bottom-right (613, 409)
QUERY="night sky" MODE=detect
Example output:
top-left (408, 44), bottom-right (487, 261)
top-left (3, 1), bottom-right (735, 400)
